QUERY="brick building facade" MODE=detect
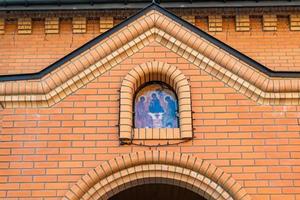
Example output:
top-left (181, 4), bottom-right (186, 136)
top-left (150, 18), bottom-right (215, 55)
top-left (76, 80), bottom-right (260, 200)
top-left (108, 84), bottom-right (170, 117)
top-left (0, 1), bottom-right (300, 200)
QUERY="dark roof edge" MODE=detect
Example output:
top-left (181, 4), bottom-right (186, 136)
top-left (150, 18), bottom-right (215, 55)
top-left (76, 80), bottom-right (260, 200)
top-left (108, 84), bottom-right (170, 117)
top-left (1, 1), bottom-right (300, 11)
top-left (0, 2), bottom-right (299, 82)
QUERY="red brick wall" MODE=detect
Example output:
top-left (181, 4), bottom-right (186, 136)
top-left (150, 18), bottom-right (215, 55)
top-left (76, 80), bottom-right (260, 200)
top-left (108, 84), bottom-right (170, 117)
top-left (1, 16), bottom-right (300, 75)
top-left (196, 16), bottom-right (300, 71)
top-left (1, 41), bottom-right (300, 200)
top-left (0, 19), bottom-right (98, 74)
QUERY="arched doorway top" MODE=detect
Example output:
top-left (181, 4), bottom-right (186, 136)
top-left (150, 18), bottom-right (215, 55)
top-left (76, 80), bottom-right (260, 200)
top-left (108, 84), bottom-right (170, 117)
top-left (62, 151), bottom-right (251, 200)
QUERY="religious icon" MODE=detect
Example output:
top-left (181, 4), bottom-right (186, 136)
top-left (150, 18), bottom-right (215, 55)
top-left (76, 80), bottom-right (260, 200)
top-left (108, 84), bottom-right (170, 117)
top-left (134, 83), bottom-right (179, 128)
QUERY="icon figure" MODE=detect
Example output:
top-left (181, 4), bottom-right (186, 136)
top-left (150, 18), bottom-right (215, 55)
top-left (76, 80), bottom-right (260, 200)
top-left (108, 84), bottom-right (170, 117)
top-left (148, 93), bottom-right (164, 113)
top-left (135, 96), bottom-right (152, 128)
top-left (163, 96), bottom-right (177, 128)
top-left (148, 93), bottom-right (164, 128)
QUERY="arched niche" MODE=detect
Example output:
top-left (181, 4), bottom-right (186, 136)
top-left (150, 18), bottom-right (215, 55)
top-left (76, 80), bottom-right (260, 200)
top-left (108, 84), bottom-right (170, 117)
top-left (119, 61), bottom-right (193, 140)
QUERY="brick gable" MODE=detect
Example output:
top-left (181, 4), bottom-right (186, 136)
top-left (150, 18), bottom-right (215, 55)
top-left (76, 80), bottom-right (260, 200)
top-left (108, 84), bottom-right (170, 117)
top-left (0, 7), bottom-right (300, 107)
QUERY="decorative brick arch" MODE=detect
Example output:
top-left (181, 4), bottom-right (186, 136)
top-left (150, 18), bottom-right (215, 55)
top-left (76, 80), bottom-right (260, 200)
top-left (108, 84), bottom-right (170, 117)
top-left (62, 151), bottom-right (251, 200)
top-left (119, 61), bottom-right (192, 140)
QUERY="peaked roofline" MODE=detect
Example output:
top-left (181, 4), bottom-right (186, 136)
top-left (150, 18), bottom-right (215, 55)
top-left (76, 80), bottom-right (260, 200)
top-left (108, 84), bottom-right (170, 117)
top-left (0, 2), bottom-right (300, 82)
top-left (1, 0), bottom-right (300, 11)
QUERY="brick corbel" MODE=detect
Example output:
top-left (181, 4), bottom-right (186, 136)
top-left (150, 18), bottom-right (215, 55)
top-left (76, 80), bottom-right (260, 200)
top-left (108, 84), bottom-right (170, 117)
top-left (100, 16), bottom-right (114, 33)
top-left (0, 18), bottom-right (4, 34)
top-left (45, 17), bottom-right (59, 34)
top-left (208, 15), bottom-right (222, 32)
top-left (235, 15), bottom-right (250, 32)
top-left (263, 14), bottom-right (277, 31)
top-left (290, 15), bottom-right (300, 31)
top-left (18, 18), bottom-right (32, 34)
top-left (182, 15), bottom-right (195, 25)
top-left (72, 17), bottom-right (86, 34)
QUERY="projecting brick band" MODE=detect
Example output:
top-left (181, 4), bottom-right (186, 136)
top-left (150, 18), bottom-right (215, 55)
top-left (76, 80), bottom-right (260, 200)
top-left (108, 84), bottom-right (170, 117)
top-left (62, 150), bottom-right (251, 200)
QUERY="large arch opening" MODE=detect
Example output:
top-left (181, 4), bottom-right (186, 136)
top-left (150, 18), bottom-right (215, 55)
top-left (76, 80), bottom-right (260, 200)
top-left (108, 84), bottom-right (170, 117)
top-left (63, 151), bottom-right (251, 200)
top-left (109, 183), bottom-right (207, 200)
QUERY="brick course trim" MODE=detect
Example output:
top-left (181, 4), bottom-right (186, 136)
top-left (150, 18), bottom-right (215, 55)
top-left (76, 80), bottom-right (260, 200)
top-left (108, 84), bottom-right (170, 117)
top-left (0, 4), bottom-right (300, 107)
top-left (62, 151), bottom-right (251, 200)
top-left (119, 61), bottom-right (193, 140)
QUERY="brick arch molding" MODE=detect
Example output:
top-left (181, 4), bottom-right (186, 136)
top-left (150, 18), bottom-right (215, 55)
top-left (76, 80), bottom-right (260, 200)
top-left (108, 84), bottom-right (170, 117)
top-left (62, 151), bottom-right (251, 200)
top-left (119, 61), bottom-right (192, 139)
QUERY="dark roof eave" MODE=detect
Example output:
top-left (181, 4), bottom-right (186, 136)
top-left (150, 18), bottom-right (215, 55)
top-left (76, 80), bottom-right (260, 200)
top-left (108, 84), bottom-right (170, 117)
top-left (1, 1), bottom-right (300, 11)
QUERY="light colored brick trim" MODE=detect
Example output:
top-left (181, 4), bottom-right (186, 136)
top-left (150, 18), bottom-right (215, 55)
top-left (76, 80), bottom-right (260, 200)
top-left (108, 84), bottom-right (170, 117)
top-left (263, 14), bottom-right (277, 31)
top-left (133, 128), bottom-right (180, 139)
top-left (45, 17), bottom-right (59, 34)
top-left (0, 10), bottom-right (300, 107)
top-left (62, 150), bottom-right (251, 200)
top-left (0, 18), bottom-right (4, 34)
top-left (290, 15), bottom-right (300, 31)
top-left (182, 15), bottom-right (195, 25)
top-left (119, 61), bottom-right (193, 140)
top-left (100, 16), bottom-right (114, 33)
top-left (235, 15), bottom-right (250, 32)
top-left (208, 15), bottom-right (222, 32)
top-left (72, 17), bottom-right (86, 34)
top-left (18, 18), bottom-right (32, 34)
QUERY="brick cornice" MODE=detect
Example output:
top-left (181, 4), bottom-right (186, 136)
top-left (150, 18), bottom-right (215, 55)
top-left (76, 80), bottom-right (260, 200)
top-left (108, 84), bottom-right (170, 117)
top-left (0, 6), bottom-right (300, 107)
top-left (62, 150), bottom-right (251, 200)
top-left (2, 6), bottom-right (300, 19)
